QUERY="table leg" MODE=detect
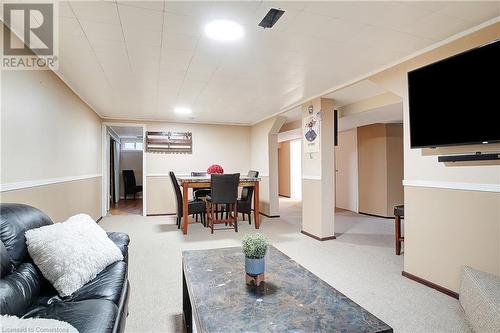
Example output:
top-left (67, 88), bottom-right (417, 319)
top-left (182, 183), bottom-right (189, 235)
top-left (254, 181), bottom-right (260, 229)
top-left (395, 215), bottom-right (401, 255)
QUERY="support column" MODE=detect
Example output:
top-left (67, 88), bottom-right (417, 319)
top-left (301, 98), bottom-right (336, 240)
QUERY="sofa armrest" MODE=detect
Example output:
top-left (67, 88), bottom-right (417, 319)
top-left (459, 266), bottom-right (500, 333)
top-left (107, 232), bottom-right (130, 263)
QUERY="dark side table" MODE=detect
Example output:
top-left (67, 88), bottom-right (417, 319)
top-left (394, 205), bottom-right (404, 255)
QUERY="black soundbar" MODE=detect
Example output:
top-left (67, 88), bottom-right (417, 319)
top-left (438, 152), bottom-right (500, 162)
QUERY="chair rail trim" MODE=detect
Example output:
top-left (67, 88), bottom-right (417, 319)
top-left (1, 174), bottom-right (102, 192)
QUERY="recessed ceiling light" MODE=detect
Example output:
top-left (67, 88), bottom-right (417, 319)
top-left (204, 20), bottom-right (244, 41)
top-left (174, 107), bottom-right (192, 115)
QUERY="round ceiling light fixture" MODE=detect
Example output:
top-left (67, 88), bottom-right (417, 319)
top-left (204, 20), bottom-right (244, 41)
top-left (174, 106), bottom-right (192, 115)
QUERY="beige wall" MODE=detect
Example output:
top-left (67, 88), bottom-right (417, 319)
top-left (119, 150), bottom-right (143, 198)
top-left (278, 141), bottom-right (291, 197)
top-left (145, 122), bottom-right (250, 215)
top-left (1, 23), bottom-right (102, 221)
top-left (1, 178), bottom-right (102, 222)
top-left (357, 124), bottom-right (389, 216)
top-left (386, 123), bottom-right (404, 214)
top-left (405, 186), bottom-right (499, 291)
top-left (335, 128), bottom-right (358, 212)
top-left (368, 22), bottom-right (500, 291)
top-left (357, 123), bottom-right (403, 217)
top-left (279, 120), bottom-right (301, 133)
top-left (302, 98), bottom-right (335, 239)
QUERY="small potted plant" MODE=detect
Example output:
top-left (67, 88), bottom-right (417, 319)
top-left (242, 233), bottom-right (269, 278)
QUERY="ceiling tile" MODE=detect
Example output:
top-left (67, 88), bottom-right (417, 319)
top-left (163, 32), bottom-right (199, 51)
top-left (48, 1), bottom-right (499, 124)
top-left (163, 12), bottom-right (203, 37)
top-left (438, 1), bottom-right (500, 23)
top-left (80, 20), bottom-right (124, 42)
top-left (59, 1), bottom-right (76, 18)
top-left (70, 1), bottom-right (120, 25)
top-left (118, 4), bottom-right (164, 32)
top-left (124, 27), bottom-right (162, 47)
top-left (117, 1), bottom-right (165, 12)
top-left (164, 1), bottom-right (213, 18)
top-left (59, 17), bottom-right (85, 37)
top-left (408, 12), bottom-right (475, 40)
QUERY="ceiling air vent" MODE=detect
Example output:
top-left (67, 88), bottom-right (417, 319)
top-left (258, 8), bottom-right (285, 29)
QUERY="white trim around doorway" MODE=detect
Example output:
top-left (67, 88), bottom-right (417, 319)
top-left (101, 122), bottom-right (147, 217)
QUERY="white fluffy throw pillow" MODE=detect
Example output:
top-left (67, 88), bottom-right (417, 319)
top-left (1, 315), bottom-right (78, 333)
top-left (25, 214), bottom-right (123, 297)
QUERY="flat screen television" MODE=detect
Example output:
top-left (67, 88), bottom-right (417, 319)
top-left (408, 39), bottom-right (500, 148)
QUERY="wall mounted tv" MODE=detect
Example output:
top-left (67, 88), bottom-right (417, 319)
top-left (408, 39), bottom-right (500, 148)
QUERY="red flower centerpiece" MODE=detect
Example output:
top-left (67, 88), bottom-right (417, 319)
top-left (207, 164), bottom-right (224, 174)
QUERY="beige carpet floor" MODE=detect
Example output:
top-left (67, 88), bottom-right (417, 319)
top-left (99, 198), bottom-right (471, 333)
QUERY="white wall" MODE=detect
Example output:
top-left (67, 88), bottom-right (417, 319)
top-left (0, 25), bottom-right (102, 221)
top-left (335, 129), bottom-right (358, 212)
top-left (145, 122), bottom-right (251, 214)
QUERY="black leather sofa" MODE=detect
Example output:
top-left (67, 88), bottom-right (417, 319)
top-left (0, 203), bottom-right (130, 333)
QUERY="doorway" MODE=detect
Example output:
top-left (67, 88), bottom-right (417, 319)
top-left (102, 124), bottom-right (146, 216)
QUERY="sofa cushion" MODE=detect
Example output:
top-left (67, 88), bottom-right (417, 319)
top-left (459, 266), bottom-right (500, 333)
top-left (25, 214), bottom-right (123, 297)
top-left (0, 204), bottom-right (52, 268)
top-left (0, 263), bottom-right (43, 316)
top-left (24, 299), bottom-right (118, 333)
top-left (0, 241), bottom-right (13, 278)
top-left (64, 261), bottom-right (127, 306)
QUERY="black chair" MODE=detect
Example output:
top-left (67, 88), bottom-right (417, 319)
top-left (169, 171), bottom-right (206, 228)
top-left (191, 171), bottom-right (211, 200)
top-left (206, 173), bottom-right (240, 234)
top-left (237, 170), bottom-right (259, 224)
top-left (123, 170), bottom-right (142, 200)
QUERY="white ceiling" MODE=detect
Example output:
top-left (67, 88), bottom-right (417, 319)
top-left (14, 1), bottom-right (500, 124)
top-left (339, 102), bottom-right (403, 131)
top-left (324, 80), bottom-right (388, 107)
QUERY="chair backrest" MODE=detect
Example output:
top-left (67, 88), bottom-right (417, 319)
top-left (191, 171), bottom-right (207, 177)
top-left (247, 170), bottom-right (259, 178)
top-left (123, 170), bottom-right (137, 189)
top-left (210, 173), bottom-right (240, 204)
top-left (169, 171), bottom-right (183, 217)
top-left (241, 170), bottom-right (259, 201)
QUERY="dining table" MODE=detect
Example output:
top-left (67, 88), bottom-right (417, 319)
top-left (176, 175), bottom-right (261, 235)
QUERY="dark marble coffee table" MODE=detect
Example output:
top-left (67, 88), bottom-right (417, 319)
top-left (182, 246), bottom-right (392, 333)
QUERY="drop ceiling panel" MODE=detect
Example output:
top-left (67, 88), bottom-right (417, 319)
top-left (23, 1), bottom-right (498, 124)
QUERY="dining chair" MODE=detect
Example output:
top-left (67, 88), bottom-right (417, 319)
top-left (169, 171), bottom-right (206, 228)
top-left (237, 170), bottom-right (259, 224)
top-left (206, 173), bottom-right (240, 234)
top-left (190, 171), bottom-right (212, 222)
top-left (122, 170), bottom-right (142, 200)
top-left (191, 171), bottom-right (211, 200)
